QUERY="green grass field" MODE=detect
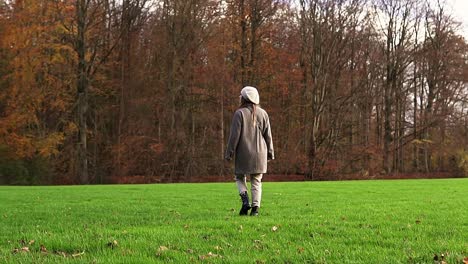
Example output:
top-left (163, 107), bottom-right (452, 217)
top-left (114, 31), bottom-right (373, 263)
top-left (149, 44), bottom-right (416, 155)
top-left (0, 179), bottom-right (467, 263)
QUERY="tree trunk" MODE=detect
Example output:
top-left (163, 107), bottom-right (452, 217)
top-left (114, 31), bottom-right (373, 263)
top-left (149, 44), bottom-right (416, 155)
top-left (76, 0), bottom-right (89, 184)
top-left (239, 0), bottom-right (247, 86)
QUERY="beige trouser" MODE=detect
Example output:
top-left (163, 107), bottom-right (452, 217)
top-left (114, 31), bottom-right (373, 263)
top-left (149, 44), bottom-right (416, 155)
top-left (235, 174), bottom-right (263, 207)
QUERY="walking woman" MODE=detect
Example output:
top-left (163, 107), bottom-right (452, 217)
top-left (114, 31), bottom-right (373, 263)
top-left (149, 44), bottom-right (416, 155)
top-left (225, 86), bottom-right (274, 216)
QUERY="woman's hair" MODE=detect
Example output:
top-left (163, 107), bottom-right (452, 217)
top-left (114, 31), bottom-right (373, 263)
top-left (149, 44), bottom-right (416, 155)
top-left (240, 96), bottom-right (256, 127)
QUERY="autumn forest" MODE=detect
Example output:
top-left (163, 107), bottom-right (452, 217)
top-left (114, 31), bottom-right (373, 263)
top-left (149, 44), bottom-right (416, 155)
top-left (0, 0), bottom-right (467, 184)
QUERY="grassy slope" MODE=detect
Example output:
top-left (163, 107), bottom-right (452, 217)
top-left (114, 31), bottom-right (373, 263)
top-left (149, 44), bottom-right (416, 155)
top-left (0, 179), bottom-right (467, 263)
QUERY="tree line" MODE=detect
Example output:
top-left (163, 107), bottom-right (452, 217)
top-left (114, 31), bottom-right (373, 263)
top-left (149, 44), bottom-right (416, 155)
top-left (0, 0), bottom-right (467, 184)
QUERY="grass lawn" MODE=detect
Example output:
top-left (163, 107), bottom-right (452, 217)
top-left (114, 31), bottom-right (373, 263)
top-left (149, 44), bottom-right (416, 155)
top-left (0, 179), bottom-right (467, 263)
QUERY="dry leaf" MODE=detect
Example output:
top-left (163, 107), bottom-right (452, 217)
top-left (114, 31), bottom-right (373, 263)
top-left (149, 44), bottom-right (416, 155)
top-left (28, 240), bottom-right (35, 245)
top-left (158, 246), bottom-right (168, 251)
top-left (297, 247), bottom-right (305, 253)
top-left (199, 252), bottom-right (222, 260)
top-left (462, 257), bottom-right (468, 264)
top-left (72, 251), bottom-right (85, 257)
top-left (40, 245), bottom-right (47, 253)
top-left (54, 250), bottom-right (67, 257)
top-left (12, 248), bottom-right (19, 254)
top-left (21, 247), bottom-right (29, 252)
top-left (272, 226), bottom-right (278, 232)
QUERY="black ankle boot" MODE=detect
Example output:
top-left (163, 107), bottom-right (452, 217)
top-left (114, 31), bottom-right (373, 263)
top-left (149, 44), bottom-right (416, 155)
top-left (250, 206), bottom-right (259, 216)
top-left (239, 192), bottom-right (251, 216)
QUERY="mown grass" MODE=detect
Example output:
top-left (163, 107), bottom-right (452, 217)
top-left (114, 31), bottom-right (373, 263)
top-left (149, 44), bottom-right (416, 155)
top-left (0, 179), bottom-right (467, 263)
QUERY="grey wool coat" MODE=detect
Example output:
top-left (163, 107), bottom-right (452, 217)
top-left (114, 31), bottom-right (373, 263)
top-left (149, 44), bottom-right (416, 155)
top-left (225, 105), bottom-right (274, 175)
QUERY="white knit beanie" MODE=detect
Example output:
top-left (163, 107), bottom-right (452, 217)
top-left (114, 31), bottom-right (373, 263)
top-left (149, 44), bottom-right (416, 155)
top-left (240, 86), bottom-right (260, 105)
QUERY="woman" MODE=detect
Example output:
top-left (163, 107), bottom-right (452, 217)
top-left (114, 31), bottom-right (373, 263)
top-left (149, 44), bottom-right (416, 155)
top-left (225, 86), bottom-right (274, 216)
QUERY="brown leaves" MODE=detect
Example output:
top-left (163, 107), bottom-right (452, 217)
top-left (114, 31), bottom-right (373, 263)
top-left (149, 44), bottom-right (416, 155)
top-left (40, 245), bottom-right (47, 253)
top-left (463, 257), bottom-right (468, 264)
top-left (199, 252), bottom-right (222, 260)
top-left (53, 250), bottom-right (85, 258)
top-left (12, 242), bottom-right (84, 258)
top-left (271, 225), bottom-right (278, 232)
top-left (12, 247), bottom-right (29, 253)
top-left (158, 246), bottom-right (169, 252)
top-left (71, 251), bottom-right (85, 257)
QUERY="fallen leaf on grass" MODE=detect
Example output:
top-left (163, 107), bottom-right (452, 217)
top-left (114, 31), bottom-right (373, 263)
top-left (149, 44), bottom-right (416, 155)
top-left (463, 257), bottom-right (468, 264)
top-left (40, 245), bottom-right (47, 253)
top-left (71, 251), bottom-right (85, 258)
top-left (156, 246), bottom-right (169, 256)
top-left (199, 252), bottom-right (222, 260)
top-left (28, 240), bottom-right (35, 245)
top-left (272, 226), bottom-right (278, 232)
top-left (297, 247), bottom-right (304, 254)
top-left (54, 250), bottom-right (67, 257)
top-left (50, 250), bottom-right (85, 258)
top-left (10, 246), bottom-right (34, 254)
top-left (158, 246), bottom-right (168, 251)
